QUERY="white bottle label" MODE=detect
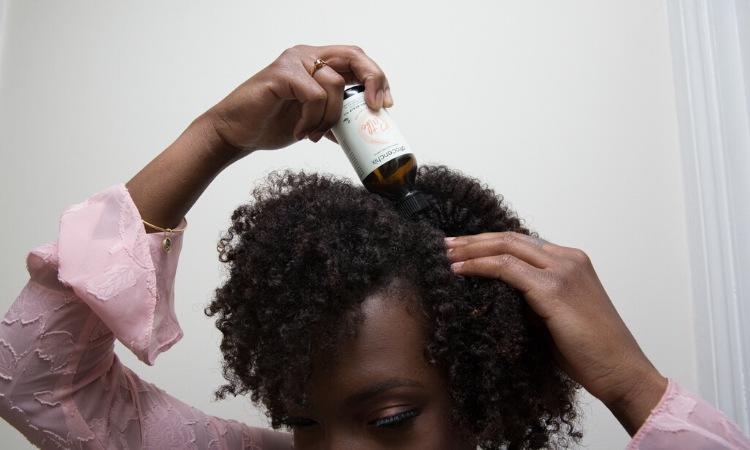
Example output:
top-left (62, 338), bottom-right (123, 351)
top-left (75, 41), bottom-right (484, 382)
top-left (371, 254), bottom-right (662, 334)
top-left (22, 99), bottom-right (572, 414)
top-left (331, 91), bottom-right (412, 181)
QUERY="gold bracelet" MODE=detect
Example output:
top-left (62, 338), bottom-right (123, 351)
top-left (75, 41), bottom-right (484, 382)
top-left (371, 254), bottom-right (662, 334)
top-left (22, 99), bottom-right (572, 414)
top-left (141, 219), bottom-right (186, 253)
top-left (141, 219), bottom-right (186, 233)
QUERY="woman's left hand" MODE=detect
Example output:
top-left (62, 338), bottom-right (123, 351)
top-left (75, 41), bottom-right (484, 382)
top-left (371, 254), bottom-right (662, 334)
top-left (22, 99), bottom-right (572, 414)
top-left (445, 231), bottom-right (668, 435)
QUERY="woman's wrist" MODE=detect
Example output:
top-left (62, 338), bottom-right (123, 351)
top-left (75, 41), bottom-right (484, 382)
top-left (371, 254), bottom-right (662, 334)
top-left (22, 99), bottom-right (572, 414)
top-left (602, 366), bottom-right (668, 436)
top-left (190, 111), bottom-right (251, 168)
top-left (126, 113), bottom-right (248, 233)
top-left (197, 107), bottom-right (257, 167)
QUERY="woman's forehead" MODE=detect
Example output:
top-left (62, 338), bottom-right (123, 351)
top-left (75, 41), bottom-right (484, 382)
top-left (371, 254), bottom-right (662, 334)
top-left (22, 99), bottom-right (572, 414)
top-left (304, 290), bottom-right (441, 408)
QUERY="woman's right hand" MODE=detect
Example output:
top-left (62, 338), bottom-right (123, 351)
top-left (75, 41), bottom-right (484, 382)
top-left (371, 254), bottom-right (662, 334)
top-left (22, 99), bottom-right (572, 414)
top-left (127, 44), bottom-right (391, 234)
top-left (204, 44), bottom-right (393, 160)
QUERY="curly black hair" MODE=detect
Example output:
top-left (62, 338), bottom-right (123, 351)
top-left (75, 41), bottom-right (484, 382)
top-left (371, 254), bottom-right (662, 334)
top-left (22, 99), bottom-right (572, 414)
top-left (204, 164), bottom-right (581, 449)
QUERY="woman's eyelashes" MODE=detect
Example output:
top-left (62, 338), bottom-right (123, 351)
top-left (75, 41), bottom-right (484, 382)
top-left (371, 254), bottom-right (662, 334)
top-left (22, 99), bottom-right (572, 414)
top-left (281, 408), bottom-right (421, 430)
top-left (281, 416), bottom-right (317, 429)
top-left (368, 408), bottom-right (420, 428)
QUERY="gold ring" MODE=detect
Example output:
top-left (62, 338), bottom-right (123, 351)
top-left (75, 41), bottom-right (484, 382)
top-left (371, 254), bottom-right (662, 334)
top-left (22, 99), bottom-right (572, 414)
top-left (311, 58), bottom-right (328, 76)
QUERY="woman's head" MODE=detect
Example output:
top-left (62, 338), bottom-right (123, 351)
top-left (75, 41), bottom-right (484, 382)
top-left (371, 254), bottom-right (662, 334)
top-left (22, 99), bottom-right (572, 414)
top-left (205, 165), bottom-right (581, 449)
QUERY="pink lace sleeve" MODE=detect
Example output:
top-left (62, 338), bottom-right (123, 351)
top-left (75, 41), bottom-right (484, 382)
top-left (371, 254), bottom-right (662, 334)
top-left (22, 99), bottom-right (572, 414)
top-left (627, 378), bottom-right (750, 449)
top-left (0, 183), bottom-right (291, 449)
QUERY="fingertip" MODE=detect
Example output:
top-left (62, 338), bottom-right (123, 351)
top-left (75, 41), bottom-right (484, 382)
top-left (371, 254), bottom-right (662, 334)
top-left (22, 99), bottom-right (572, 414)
top-left (293, 126), bottom-right (307, 141)
top-left (444, 237), bottom-right (460, 247)
top-left (384, 88), bottom-right (394, 107)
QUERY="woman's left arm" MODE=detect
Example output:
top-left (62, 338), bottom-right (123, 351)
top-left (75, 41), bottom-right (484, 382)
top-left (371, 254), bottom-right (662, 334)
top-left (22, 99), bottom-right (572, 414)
top-left (445, 232), bottom-right (750, 449)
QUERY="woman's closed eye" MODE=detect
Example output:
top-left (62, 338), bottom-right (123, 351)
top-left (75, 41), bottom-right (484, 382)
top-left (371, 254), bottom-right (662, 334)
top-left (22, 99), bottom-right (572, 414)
top-left (368, 408), bottom-right (420, 428)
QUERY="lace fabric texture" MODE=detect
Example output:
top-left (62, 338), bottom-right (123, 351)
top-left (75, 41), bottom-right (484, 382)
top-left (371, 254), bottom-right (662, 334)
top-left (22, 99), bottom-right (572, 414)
top-left (0, 184), bottom-right (291, 449)
top-left (626, 378), bottom-right (750, 449)
top-left (0, 183), bottom-right (748, 449)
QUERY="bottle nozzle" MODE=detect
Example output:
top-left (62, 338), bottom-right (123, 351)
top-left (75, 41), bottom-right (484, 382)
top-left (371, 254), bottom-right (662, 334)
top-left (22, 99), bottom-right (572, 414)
top-left (396, 191), bottom-right (430, 217)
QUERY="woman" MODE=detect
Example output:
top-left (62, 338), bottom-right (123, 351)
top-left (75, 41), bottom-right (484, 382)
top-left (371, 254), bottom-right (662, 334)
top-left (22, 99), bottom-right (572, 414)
top-left (0, 44), bottom-right (748, 449)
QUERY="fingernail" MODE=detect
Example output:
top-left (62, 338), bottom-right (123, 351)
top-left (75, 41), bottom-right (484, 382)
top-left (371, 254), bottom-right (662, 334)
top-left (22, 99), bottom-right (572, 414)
top-left (451, 261), bottom-right (464, 271)
top-left (384, 88), bottom-right (393, 107)
top-left (444, 237), bottom-right (456, 241)
top-left (376, 89), bottom-right (384, 108)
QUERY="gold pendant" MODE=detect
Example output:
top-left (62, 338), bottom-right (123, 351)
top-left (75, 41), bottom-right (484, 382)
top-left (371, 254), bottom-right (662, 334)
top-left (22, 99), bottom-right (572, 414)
top-left (162, 236), bottom-right (172, 253)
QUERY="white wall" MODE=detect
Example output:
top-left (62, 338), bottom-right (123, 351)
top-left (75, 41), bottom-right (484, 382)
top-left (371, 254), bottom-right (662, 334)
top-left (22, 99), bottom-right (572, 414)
top-left (0, 0), bottom-right (6, 83)
top-left (0, 1), bottom-right (696, 448)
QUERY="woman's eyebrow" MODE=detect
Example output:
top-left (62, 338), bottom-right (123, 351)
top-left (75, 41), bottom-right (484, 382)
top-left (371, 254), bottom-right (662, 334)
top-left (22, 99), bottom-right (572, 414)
top-left (345, 378), bottom-right (424, 405)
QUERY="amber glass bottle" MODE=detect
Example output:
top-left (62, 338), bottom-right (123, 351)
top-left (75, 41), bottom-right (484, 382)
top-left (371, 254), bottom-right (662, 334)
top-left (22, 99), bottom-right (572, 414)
top-left (331, 85), bottom-right (429, 216)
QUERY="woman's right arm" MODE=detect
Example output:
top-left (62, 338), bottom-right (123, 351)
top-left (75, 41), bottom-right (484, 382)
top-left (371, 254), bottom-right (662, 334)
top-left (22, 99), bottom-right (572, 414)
top-left (0, 44), bottom-right (393, 449)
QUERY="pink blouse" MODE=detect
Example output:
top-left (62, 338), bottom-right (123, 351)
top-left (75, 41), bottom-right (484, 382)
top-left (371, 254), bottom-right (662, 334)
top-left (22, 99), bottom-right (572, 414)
top-left (0, 183), bottom-right (748, 449)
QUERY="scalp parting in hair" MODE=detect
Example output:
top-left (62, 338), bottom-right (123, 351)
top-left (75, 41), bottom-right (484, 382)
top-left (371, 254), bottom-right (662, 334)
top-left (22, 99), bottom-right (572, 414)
top-left (204, 164), bottom-right (582, 449)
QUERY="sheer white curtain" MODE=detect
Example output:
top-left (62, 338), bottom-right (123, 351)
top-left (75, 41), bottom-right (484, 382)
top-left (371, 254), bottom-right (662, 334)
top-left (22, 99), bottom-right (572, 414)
top-left (667, 0), bottom-right (750, 435)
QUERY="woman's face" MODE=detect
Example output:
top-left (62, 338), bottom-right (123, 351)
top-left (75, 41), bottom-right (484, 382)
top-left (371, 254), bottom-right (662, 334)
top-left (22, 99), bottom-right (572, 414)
top-left (285, 288), bottom-right (475, 450)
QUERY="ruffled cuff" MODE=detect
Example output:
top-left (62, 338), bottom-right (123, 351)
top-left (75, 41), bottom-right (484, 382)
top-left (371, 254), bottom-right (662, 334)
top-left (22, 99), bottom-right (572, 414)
top-left (626, 377), bottom-right (750, 449)
top-left (626, 377), bottom-right (677, 449)
top-left (55, 183), bottom-right (186, 365)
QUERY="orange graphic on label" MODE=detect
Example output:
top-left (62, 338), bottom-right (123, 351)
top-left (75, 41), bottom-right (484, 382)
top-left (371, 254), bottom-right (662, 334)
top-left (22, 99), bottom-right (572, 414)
top-left (356, 111), bottom-right (390, 144)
